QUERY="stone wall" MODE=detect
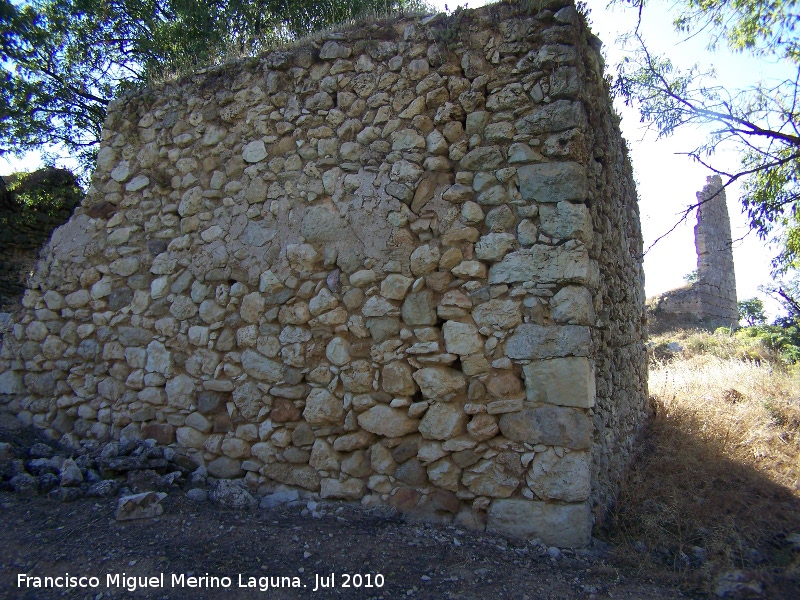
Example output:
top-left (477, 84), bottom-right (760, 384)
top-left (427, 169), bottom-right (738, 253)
top-left (647, 175), bottom-right (738, 331)
top-left (0, 0), bottom-right (646, 547)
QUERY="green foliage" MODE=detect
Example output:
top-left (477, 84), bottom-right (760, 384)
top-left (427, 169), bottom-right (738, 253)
top-left (736, 322), bottom-right (800, 363)
top-left (613, 0), bottom-right (800, 271)
top-left (1, 0), bottom-right (431, 174)
top-left (0, 167), bottom-right (83, 246)
top-left (737, 297), bottom-right (767, 325)
top-left (683, 269), bottom-right (698, 284)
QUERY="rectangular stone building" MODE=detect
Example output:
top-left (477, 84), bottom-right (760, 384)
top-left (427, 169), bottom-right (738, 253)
top-left (0, 0), bottom-right (647, 547)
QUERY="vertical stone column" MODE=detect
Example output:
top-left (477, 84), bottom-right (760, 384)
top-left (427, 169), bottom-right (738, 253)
top-left (694, 175), bottom-right (738, 327)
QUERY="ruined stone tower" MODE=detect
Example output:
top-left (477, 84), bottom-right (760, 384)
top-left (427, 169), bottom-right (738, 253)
top-left (694, 175), bottom-right (738, 326)
top-left (647, 175), bottom-right (739, 330)
top-left (0, 1), bottom-right (648, 547)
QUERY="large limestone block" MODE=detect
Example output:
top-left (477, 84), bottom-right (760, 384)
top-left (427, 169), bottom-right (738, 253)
top-left (418, 402), bottom-right (468, 440)
top-left (402, 289), bottom-right (436, 325)
top-left (261, 463), bottom-right (320, 491)
top-left (517, 162), bottom-right (587, 203)
top-left (412, 367), bottom-right (466, 400)
top-left (498, 406), bottom-right (592, 449)
top-left (486, 499), bottom-right (592, 547)
top-left (358, 405), bottom-right (419, 437)
top-left (241, 350), bottom-right (283, 381)
top-left (382, 361), bottom-right (417, 396)
top-left (523, 358), bottom-right (595, 408)
top-left (303, 388), bottom-right (344, 426)
top-left (539, 201), bottom-right (592, 245)
top-left (505, 324), bottom-right (591, 359)
top-left (0, 371), bottom-right (23, 394)
top-left (442, 321), bottom-right (483, 356)
top-left (321, 478), bottom-right (365, 500)
top-left (488, 245), bottom-right (596, 285)
top-left (462, 459), bottom-right (518, 497)
top-left (551, 286), bottom-right (596, 325)
top-left (472, 299), bottom-right (523, 330)
top-left (527, 450), bottom-right (591, 502)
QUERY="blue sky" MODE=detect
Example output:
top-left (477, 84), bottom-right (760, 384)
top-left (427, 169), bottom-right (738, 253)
top-left (2, 0), bottom-right (792, 317)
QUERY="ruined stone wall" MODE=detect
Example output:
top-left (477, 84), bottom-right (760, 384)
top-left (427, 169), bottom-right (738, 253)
top-left (0, 0), bottom-right (646, 547)
top-left (695, 175), bottom-right (738, 325)
top-left (647, 175), bottom-right (738, 331)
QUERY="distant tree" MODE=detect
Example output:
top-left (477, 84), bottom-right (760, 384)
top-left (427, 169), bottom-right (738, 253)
top-left (683, 269), bottom-right (698, 284)
top-left (738, 297), bottom-right (767, 326)
top-left (1, 0), bottom-right (430, 174)
top-left (613, 0), bottom-right (800, 272)
top-left (761, 276), bottom-right (800, 322)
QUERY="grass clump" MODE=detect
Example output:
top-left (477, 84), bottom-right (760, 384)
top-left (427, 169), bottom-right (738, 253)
top-left (604, 334), bottom-right (800, 596)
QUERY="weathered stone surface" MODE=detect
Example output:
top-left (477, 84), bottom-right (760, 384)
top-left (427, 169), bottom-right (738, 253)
top-left (358, 405), bottom-right (419, 437)
top-left (517, 162), bottom-right (587, 203)
top-left (427, 457), bottom-right (460, 492)
top-left (382, 361), bottom-right (417, 396)
top-left (472, 299), bottom-right (523, 330)
top-left (409, 245), bottom-right (440, 276)
top-left (498, 407), bottom-right (592, 449)
top-left (551, 286), bottom-right (596, 325)
top-left (505, 324), bottom-right (591, 359)
top-left (523, 357), bottom-right (595, 408)
top-left (418, 402), bottom-right (468, 440)
top-left (442, 321), bottom-right (483, 356)
top-left (412, 367), bottom-right (466, 400)
top-left (381, 274), bottom-right (414, 300)
top-left (488, 246), bottom-right (595, 285)
top-left (242, 140), bottom-right (267, 163)
top-left (261, 463), bottom-right (320, 491)
top-left (207, 456), bottom-right (244, 478)
top-left (321, 478), bottom-right (365, 500)
top-left (487, 499), bottom-right (592, 547)
top-left (303, 388), bottom-right (344, 426)
top-left (539, 201), bottom-right (592, 244)
top-left (475, 233), bottom-right (516, 262)
top-left (402, 290), bottom-right (436, 326)
top-left (115, 492), bottom-right (166, 521)
top-left (462, 459), bottom-right (518, 497)
top-left (209, 480), bottom-right (257, 509)
top-left (241, 350), bottom-right (283, 381)
top-left (527, 450), bottom-right (591, 502)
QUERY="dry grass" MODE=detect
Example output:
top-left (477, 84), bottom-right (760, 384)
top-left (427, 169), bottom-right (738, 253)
top-left (603, 350), bottom-right (800, 595)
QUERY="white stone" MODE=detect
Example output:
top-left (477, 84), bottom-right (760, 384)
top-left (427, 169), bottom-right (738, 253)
top-left (523, 357), bottom-right (595, 408)
top-left (357, 405), bottom-right (419, 437)
top-left (303, 388), bottom-right (343, 426)
top-left (326, 337), bottom-right (351, 366)
top-left (418, 402), bottom-right (468, 440)
top-left (475, 233), bottom-right (516, 262)
top-left (412, 367), bottom-right (466, 399)
top-left (539, 201), bottom-right (592, 244)
top-left (242, 140), bottom-right (267, 163)
top-left (442, 321), bottom-right (483, 356)
top-left (489, 246), bottom-right (596, 285)
top-left (527, 449), bottom-right (591, 502)
top-left (551, 286), bottom-right (596, 325)
top-left (381, 274), bottom-right (414, 300)
top-left (487, 499), bottom-right (592, 547)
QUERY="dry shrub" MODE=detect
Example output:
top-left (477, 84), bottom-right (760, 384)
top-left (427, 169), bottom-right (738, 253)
top-left (604, 354), bottom-right (800, 595)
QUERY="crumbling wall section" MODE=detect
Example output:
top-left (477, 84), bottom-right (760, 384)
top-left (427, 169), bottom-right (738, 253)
top-left (0, 0), bottom-right (646, 546)
top-left (695, 175), bottom-right (738, 325)
top-left (647, 175), bottom-right (738, 331)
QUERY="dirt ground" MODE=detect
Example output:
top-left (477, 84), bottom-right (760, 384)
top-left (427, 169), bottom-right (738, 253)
top-left (0, 491), bottom-right (688, 600)
top-left (0, 411), bottom-right (690, 600)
